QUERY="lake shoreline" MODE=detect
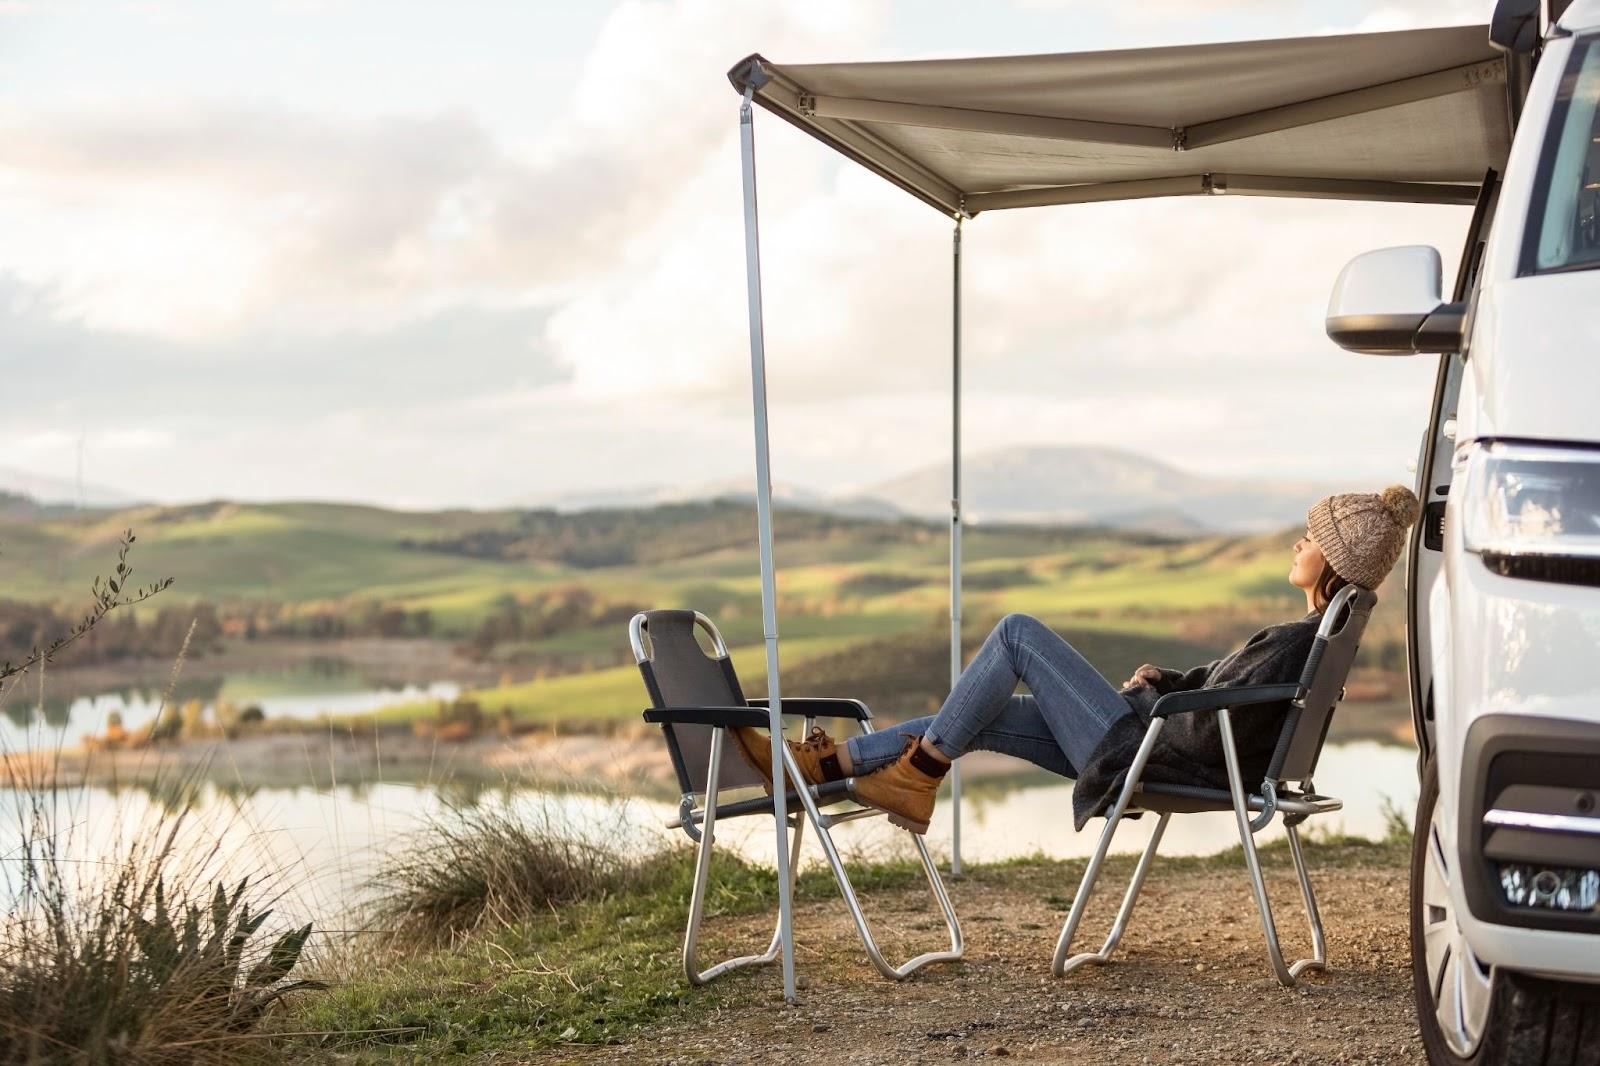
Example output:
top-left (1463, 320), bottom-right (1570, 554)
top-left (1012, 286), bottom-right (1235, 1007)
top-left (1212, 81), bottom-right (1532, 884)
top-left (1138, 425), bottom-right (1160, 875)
top-left (1, 724), bottom-right (1073, 794)
top-left (13, 636), bottom-right (505, 700)
top-left (2, 703), bottom-right (1416, 794)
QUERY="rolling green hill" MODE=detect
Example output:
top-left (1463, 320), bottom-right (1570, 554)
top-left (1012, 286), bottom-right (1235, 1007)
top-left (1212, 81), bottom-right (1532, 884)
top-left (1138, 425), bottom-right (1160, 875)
top-left (0, 498), bottom-right (1302, 631)
top-left (1, 497), bottom-right (1407, 726)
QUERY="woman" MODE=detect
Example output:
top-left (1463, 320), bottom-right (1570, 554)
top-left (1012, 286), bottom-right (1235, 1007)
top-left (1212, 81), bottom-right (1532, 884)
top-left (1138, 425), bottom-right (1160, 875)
top-left (731, 484), bottom-right (1420, 834)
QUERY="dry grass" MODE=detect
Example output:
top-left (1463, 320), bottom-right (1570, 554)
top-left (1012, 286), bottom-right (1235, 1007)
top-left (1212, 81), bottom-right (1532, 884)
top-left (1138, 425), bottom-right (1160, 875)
top-left (0, 761), bottom-right (326, 1065)
top-left (0, 601), bottom-right (325, 1064)
top-left (363, 791), bottom-right (660, 948)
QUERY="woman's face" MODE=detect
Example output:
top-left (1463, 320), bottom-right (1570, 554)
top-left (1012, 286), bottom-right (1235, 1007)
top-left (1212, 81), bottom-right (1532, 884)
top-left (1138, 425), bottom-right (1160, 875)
top-left (1289, 529), bottom-right (1326, 591)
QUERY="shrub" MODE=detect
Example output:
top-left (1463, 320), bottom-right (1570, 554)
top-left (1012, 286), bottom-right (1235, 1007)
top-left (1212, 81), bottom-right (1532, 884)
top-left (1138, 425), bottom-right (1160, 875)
top-left (838, 570), bottom-right (924, 598)
top-left (365, 794), bottom-right (655, 947)
top-left (0, 534), bottom-right (323, 1062)
top-left (960, 566), bottom-right (1039, 590)
top-left (0, 779), bottom-right (325, 1064)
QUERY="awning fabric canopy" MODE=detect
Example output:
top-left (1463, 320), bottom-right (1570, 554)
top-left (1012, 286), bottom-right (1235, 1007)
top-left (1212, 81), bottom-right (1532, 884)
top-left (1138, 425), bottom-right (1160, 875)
top-left (728, 24), bottom-right (1512, 216)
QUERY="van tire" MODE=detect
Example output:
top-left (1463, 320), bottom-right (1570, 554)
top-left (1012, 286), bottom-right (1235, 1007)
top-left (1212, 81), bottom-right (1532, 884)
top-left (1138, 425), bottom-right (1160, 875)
top-left (1412, 760), bottom-right (1600, 1065)
top-left (1494, 973), bottom-right (1600, 1066)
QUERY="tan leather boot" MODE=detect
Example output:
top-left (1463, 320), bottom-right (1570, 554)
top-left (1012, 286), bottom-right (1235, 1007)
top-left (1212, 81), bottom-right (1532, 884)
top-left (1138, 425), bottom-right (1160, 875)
top-left (848, 736), bottom-right (949, 834)
top-left (727, 725), bottom-right (845, 793)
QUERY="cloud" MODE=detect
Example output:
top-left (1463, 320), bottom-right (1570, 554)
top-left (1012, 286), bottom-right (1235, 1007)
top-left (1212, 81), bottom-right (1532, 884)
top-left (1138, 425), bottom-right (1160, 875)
top-left (12, 430), bottom-right (76, 453)
top-left (0, 0), bottom-right (890, 340)
top-left (0, 104), bottom-right (503, 333)
top-left (0, 272), bottom-right (575, 502)
top-left (0, 0), bottom-right (899, 504)
top-left (0, 275), bottom-right (566, 413)
top-left (98, 428), bottom-right (175, 451)
top-left (0, 0), bottom-right (1487, 505)
top-left (1345, 1), bottom-right (1489, 32)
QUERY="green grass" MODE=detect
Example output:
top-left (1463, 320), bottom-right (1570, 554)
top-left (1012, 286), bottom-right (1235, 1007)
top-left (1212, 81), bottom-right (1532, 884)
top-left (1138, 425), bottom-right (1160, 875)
top-left (1, 503), bottom-right (586, 612)
top-left (365, 614), bottom-right (1227, 729)
top-left (993, 545), bottom-right (1291, 615)
top-left (287, 849), bottom-right (914, 1060)
top-left (370, 635), bottom-right (865, 724)
top-left (0, 500), bottom-right (1291, 629)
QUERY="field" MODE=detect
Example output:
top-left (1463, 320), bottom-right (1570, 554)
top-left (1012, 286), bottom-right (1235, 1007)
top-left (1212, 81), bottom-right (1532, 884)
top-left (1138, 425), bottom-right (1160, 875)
top-left (0, 498), bottom-right (1410, 731)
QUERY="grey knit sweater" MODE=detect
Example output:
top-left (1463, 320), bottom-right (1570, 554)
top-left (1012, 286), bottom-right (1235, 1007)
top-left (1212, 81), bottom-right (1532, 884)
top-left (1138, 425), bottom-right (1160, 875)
top-left (1070, 611), bottom-right (1322, 830)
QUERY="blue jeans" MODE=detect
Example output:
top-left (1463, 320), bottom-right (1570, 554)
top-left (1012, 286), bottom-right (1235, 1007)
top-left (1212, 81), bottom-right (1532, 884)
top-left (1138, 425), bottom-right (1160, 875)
top-left (844, 613), bottom-right (1134, 778)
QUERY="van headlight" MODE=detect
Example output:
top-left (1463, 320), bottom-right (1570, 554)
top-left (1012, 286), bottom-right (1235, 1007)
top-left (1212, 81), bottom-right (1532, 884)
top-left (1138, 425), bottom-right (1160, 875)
top-left (1457, 442), bottom-right (1600, 586)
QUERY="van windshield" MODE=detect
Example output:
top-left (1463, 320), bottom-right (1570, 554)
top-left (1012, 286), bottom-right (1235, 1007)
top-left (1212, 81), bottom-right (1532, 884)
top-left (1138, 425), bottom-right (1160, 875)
top-left (1526, 37), bottom-right (1600, 274)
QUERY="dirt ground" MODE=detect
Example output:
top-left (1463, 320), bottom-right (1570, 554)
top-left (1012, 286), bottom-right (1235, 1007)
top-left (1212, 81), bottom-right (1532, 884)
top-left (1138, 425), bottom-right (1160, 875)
top-left (561, 843), bottom-right (1420, 1065)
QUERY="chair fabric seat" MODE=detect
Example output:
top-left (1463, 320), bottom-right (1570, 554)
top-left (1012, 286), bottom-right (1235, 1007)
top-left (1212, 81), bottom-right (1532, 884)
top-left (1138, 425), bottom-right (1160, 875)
top-left (1129, 781), bottom-right (1342, 816)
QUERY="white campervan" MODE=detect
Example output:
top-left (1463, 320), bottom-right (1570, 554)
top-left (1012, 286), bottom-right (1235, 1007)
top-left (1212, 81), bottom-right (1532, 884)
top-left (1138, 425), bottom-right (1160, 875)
top-left (1327, 2), bottom-right (1600, 1062)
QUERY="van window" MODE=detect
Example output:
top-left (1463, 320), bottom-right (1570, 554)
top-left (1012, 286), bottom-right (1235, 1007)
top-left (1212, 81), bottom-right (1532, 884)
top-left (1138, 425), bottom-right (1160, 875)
top-left (1526, 37), bottom-right (1600, 273)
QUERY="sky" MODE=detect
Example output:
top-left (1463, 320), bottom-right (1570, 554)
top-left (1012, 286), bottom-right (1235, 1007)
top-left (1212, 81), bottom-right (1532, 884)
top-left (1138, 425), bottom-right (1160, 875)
top-left (0, 0), bottom-right (1494, 509)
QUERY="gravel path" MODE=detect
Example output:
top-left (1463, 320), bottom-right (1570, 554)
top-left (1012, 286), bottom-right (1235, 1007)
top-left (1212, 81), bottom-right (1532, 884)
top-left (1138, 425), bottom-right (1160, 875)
top-left (564, 841), bottom-right (1420, 1065)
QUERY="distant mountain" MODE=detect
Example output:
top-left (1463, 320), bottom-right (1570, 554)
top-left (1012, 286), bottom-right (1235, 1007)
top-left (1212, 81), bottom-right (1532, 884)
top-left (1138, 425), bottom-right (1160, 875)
top-left (0, 466), bottom-right (137, 509)
top-left (858, 445), bottom-right (1341, 533)
top-left (540, 445), bottom-right (1343, 534)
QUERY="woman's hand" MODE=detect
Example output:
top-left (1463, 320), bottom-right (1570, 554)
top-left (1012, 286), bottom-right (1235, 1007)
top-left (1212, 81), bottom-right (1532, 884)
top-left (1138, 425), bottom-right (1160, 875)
top-left (1124, 664), bottom-right (1164, 689)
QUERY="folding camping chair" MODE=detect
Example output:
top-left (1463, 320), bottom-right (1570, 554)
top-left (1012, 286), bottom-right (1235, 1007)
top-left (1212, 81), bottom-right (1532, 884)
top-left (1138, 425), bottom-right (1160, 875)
top-left (629, 609), bottom-right (964, 985)
top-left (1052, 583), bottom-right (1377, 987)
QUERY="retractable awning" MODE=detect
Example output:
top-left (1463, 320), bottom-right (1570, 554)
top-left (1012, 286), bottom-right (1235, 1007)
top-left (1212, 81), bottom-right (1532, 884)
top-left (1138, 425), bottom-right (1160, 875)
top-left (729, 24), bottom-right (1511, 215)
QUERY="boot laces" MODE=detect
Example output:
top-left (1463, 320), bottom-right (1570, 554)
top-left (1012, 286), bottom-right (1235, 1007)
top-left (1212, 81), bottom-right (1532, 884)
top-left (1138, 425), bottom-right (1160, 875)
top-left (798, 726), bottom-right (832, 752)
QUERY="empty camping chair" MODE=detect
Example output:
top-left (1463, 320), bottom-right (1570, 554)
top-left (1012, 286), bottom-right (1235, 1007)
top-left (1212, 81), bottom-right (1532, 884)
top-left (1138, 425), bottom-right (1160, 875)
top-left (1052, 584), bottom-right (1377, 987)
top-left (629, 609), bottom-right (963, 985)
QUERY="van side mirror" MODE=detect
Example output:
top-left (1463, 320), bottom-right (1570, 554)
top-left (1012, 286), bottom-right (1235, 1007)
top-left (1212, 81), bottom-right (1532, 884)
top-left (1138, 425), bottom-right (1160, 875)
top-left (1325, 246), bottom-right (1465, 356)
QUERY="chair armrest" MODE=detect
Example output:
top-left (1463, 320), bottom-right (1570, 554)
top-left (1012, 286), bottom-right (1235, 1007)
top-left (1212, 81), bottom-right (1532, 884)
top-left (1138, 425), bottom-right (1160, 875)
top-left (1150, 683), bottom-right (1301, 719)
top-left (641, 706), bottom-right (772, 728)
top-left (747, 697), bottom-right (873, 721)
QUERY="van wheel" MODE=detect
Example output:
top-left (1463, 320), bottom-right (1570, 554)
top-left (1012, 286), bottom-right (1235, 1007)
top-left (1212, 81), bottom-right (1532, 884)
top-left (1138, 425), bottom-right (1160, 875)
top-left (1412, 761), bottom-right (1600, 1065)
top-left (1414, 760), bottom-right (1495, 1061)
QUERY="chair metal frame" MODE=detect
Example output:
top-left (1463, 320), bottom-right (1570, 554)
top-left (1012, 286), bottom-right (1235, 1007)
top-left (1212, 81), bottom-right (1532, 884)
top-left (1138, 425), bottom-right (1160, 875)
top-left (1052, 584), bottom-right (1371, 987)
top-left (631, 610), bottom-right (964, 985)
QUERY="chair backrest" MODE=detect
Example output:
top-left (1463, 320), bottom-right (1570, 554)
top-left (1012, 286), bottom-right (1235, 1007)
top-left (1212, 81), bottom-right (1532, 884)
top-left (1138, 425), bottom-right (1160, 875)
top-left (630, 609), bottom-right (762, 795)
top-left (1267, 584), bottom-right (1378, 785)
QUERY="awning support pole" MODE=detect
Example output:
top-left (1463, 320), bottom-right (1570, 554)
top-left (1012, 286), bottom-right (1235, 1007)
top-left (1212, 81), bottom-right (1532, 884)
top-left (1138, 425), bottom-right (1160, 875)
top-left (739, 85), bottom-right (796, 1004)
top-left (949, 212), bottom-right (964, 878)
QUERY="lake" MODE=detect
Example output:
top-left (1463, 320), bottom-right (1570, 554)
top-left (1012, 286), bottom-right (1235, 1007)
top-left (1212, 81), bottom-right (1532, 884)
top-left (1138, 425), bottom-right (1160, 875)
top-left (0, 664), bottom-right (463, 750)
top-left (0, 739), bottom-right (1418, 930)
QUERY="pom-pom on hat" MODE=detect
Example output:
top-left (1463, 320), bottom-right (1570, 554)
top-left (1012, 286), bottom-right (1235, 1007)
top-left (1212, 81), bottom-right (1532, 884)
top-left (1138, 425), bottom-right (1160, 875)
top-left (1306, 484), bottom-right (1421, 589)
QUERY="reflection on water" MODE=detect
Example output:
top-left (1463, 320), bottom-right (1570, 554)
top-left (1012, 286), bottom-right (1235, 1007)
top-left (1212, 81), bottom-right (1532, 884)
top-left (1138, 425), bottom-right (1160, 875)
top-left (0, 741), bottom-right (1417, 927)
top-left (0, 780), bottom-right (663, 929)
top-left (0, 667), bottom-right (462, 750)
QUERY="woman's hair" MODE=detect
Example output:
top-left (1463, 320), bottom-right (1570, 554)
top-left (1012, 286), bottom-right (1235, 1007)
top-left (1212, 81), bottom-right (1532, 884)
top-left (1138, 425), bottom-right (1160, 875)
top-left (1312, 562), bottom-right (1350, 613)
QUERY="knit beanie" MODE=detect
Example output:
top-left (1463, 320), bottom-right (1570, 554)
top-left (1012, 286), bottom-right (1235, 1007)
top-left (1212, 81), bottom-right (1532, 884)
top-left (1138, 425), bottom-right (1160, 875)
top-left (1306, 484), bottom-right (1422, 589)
